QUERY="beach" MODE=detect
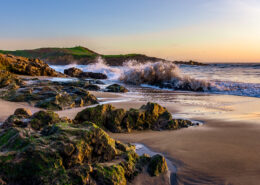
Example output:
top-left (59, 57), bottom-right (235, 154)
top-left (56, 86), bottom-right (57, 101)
top-left (1, 88), bottom-right (260, 185)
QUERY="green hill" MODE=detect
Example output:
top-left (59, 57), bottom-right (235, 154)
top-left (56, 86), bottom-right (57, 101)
top-left (0, 46), bottom-right (98, 59)
top-left (0, 46), bottom-right (205, 66)
top-left (0, 46), bottom-right (163, 65)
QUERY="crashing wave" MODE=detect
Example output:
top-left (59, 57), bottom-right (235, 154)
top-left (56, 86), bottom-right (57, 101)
top-left (50, 59), bottom-right (260, 97)
top-left (119, 61), bottom-right (212, 91)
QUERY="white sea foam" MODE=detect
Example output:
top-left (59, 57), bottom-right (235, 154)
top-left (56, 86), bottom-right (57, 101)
top-left (50, 60), bottom-right (260, 98)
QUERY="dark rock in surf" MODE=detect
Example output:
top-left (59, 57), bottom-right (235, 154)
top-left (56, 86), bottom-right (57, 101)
top-left (105, 84), bottom-right (128, 93)
top-left (64, 67), bottom-right (83, 77)
top-left (64, 67), bottom-right (107, 79)
top-left (80, 72), bottom-right (107, 79)
top-left (84, 84), bottom-right (101, 91)
top-left (147, 154), bottom-right (168, 176)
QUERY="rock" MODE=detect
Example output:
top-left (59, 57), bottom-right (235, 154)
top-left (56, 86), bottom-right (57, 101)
top-left (64, 67), bottom-right (83, 77)
top-left (84, 84), bottom-right (100, 91)
top-left (30, 110), bottom-right (61, 130)
top-left (105, 84), bottom-right (128, 93)
top-left (147, 154), bottom-right (168, 176)
top-left (93, 164), bottom-right (127, 185)
top-left (75, 102), bottom-right (194, 133)
top-left (0, 70), bottom-right (24, 88)
top-left (75, 104), bottom-right (114, 128)
top-left (2, 108), bottom-right (32, 128)
top-left (64, 67), bottom-right (107, 79)
top-left (0, 113), bottom-right (144, 185)
top-left (80, 72), bottom-right (107, 79)
top-left (2, 82), bottom-right (98, 111)
top-left (75, 104), bottom-right (126, 132)
top-left (35, 92), bottom-right (76, 110)
top-left (0, 53), bottom-right (65, 77)
top-left (14, 108), bottom-right (32, 117)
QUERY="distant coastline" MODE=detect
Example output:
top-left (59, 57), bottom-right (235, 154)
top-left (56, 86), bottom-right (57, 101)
top-left (0, 46), bottom-right (206, 66)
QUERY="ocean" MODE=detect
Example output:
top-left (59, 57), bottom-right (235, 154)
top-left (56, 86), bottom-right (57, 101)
top-left (49, 60), bottom-right (260, 123)
top-left (51, 60), bottom-right (260, 98)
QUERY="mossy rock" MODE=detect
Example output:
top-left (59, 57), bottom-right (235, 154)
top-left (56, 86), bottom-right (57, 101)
top-left (75, 102), bottom-right (194, 133)
top-left (2, 108), bottom-right (32, 128)
top-left (75, 104), bottom-right (114, 128)
top-left (0, 70), bottom-right (23, 88)
top-left (35, 93), bottom-right (75, 110)
top-left (30, 111), bottom-right (61, 130)
top-left (0, 111), bottom-right (143, 185)
top-left (93, 164), bottom-right (127, 185)
top-left (106, 84), bottom-right (128, 93)
top-left (147, 154), bottom-right (168, 176)
top-left (14, 108), bottom-right (32, 117)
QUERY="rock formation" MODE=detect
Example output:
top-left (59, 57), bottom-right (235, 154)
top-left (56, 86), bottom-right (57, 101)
top-left (105, 84), bottom-right (128, 93)
top-left (64, 67), bottom-right (107, 79)
top-left (0, 79), bottom-right (99, 111)
top-left (0, 109), bottom-right (168, 185)
top-left (0, 53), bottom-right (65, 77)
top-left (75, 102), bottom-right (196, 132)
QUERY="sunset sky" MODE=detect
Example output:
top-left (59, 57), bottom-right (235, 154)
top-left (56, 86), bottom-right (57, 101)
top-left (1, 0), bottom-right (260, 62)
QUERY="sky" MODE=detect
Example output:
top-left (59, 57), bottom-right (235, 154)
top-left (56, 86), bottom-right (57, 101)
top-left (1, 0), bottom-right (260, 63)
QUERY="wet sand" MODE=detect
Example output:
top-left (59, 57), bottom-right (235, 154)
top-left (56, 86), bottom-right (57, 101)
top-left (0, 99), bottom-right (40, 122)
top-left (1, 90), bottom-right (260, 184)
top-left (110, 120), bottom-right (260, 185)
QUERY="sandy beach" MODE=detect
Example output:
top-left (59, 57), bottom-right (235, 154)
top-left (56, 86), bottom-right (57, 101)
top-left (1, 90), bottom-right (260, 185)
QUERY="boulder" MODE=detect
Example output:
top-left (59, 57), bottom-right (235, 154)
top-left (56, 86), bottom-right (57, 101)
top-left (64, 67), bottom-right (83, 77)
top-left (84, 84), bottom-right (100, 91)
top-left (0, 53), bottom-right (65, 77)
top-left (147, 154), bottom-right (168, 176)
top-left (64, 67), bottom-right (107, 79)
top-left (0, 70), bottom-right (24, 88)
top-left (2, 108), bottom-right (32, 128)
top-left (105, 84), bottom-right (128, 93)
top-left (0, 112), bottom-right (144, 185)
top-left (14, 108), bottom-right (32, 117)
top-left (2, 82), bottom-right (98, 111)
top-left (80, 72), bottom-right (107, 79)
top-left (75, 102), bottom-right (195, 133)
top-left (30, 110), bottom-right (61, 130)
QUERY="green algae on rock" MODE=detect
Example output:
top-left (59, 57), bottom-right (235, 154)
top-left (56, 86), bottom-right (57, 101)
top-left (75, 102), bottom-right (195, 132)
top-left (147, 154), bottom-right (168, 176)
top-left (1, 80), bottom-right (98, 111)
top-left (0, 70), bottom-right (24, 89)
top-left (0, 108), bottom-right (167, 185)
top-left (105, 84), bottom-right (128, 93)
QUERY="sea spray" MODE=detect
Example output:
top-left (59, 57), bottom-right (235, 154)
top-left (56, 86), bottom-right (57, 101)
top-left (49, 59), bottom-right (260, 98)
top-left (120, 60), bottom-right (211, 91)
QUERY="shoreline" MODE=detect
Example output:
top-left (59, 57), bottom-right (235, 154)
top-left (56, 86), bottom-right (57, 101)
top-left (1, 86), bottom-right (260, 184)
top-left (110, 119), bottom-right (260, 185)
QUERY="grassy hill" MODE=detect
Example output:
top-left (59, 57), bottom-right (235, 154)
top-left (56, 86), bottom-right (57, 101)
top-left (0, 46), bottom-right (205, 66)
top-left (0, 46), bottom-right (98, 59)
top-left (0, 46), bottom-right (164, 65)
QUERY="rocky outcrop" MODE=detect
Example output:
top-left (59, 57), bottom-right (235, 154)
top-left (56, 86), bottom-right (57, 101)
top-left (75, 102), bottom-right (196, 132)
top-left (105, 84), bottom-right (128, 93)
top-left (0, 109), bottom-right (165, 185)
top-left (64, 67), bottom-right (107, 79)
top-left (0, 79), bottom-right (98, 111)
top-left (0, 70), bottom-right (24, 89)
top-left (0, 53), bottom-right (65, 77)
top-left (147, 154), bottom-right (168, 176)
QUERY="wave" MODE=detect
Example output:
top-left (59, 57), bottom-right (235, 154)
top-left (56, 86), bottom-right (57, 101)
top-left (119, 60), bottom-right (211, 91)
top-left (50, 59), bottom-right (260, 98)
